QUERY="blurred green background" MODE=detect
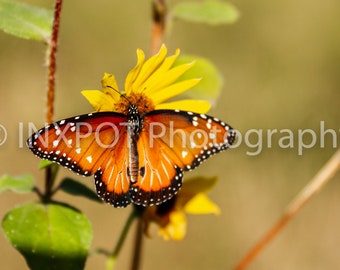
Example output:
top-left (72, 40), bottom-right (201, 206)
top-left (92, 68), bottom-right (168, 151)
top-left (1, 0), bottom-right (340, 269)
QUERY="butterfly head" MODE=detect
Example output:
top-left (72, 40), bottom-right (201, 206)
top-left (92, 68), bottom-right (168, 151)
top-left (114, 92), bottom-right (155, 116)
top-left (127, 104), bottom-right (143, 135)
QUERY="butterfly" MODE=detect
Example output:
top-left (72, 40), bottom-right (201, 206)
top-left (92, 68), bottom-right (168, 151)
top-left (27, 104), bottom-right (236, 207)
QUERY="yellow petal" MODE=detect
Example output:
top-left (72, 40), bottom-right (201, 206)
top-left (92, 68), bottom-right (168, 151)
top-left (155, 99), bottom-right (211, 113)
top-left (177, 177), bottom-right (218, 207)
top-left (158, 210), bottom-right (187, 241)
top-left (125, 49), bottom-right (145, 95)
top-left (150, 50), bottom-right (180, 75)
top-left (151, 78), bottom-right (201, 104)
top-left (143, 62), bottom-right (196, 97)
top-left (101, 73), bottom-right (119, 92)
top-left (126, 45), bottom-right (168, 94)
top-left (81, 90), bottom-right (115, 112)
top-left (101, 73), bottom-right (121, 104)
top-left (184, 193), bottom-right (221, 215)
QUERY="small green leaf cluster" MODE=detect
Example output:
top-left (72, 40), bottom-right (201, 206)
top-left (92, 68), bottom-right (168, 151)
top-left (173, 0), bottom-right (239, 25)
top-left (0, 0), bottom-right (53, 42)
top-left (1, 170), bottom-right (97, 270)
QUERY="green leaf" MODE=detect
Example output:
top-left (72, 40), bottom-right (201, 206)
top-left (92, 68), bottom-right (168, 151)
top-left (175, 55), bottom-right (222, 103)
top-left (39, 159), bottom-right (54, 169)
top-left (0, 0), bottom-right (53, 41)
top-left (59, 178), bottom-right (102, 203)
top-left (172, 0), bottom-right (239, 25)
top-left (2, 202), bottom-right (92, 270)
top-left (0, 174), bottom-right (34, 193)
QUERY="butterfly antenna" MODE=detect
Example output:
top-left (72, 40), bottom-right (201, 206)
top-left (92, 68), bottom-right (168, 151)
top-left (107, 85), bottom-right (132, 104)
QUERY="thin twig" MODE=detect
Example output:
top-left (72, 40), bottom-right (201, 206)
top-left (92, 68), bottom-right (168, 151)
top-left (151, 0), bottom-right (167, 54)
top-left (234, 149), bottom-right (340, 270)
top-left (44, 0), bottom-right (63, 198)
top-left (46, 0), bottom-right (63, 124)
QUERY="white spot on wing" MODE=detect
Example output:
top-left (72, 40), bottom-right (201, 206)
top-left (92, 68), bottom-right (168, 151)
top-left (86, 156), bottom-right (92, 163)
top-left (181, 150), bottom-right (188, 158)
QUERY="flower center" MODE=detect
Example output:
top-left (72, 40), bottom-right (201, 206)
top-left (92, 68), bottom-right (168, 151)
top-left (115, 92), bottom-right (155, 115)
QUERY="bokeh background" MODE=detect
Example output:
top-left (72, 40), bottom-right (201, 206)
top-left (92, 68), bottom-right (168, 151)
top-left (1, 0), bottom-right (340, 269)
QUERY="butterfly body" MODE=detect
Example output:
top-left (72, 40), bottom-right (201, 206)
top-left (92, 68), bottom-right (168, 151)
top-left (27, 106), bottom-right (235, 207)
top-left (126, 104), bottom-right (143, 184)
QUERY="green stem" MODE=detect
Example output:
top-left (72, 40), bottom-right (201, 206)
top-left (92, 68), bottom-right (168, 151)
top-left (44, 164), bottom-right (59, 201)
top-left (130, 217), bottom-right (144, 270)
top-left (105, 208), bottom-right (138, 270)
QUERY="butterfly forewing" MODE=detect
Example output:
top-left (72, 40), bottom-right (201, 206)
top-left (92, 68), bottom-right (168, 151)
top-left (27, 112), bottom-right (133, 207)
top-left (143, 109), bottom-right (235, 170)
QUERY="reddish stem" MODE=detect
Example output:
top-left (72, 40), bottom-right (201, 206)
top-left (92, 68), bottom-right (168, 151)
top-left (45, 0), bottom-right (63, 198)
top-left (47, 0), bottom-right (63, 124)
top-left (151, 0), bottom-right (167, 54)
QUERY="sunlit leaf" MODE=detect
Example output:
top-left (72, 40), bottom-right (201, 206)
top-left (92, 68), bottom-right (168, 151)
top-left (39, 160), bottom-right (54, 169)
top-left (59, 178), bottom-right (102, 203)
top-left (2, 202), bottom-right (92, 270)
top-left (0, 174), bottom-right (34, 193)
top-left (175, 55), bottom-right (222, 104)
top-left (0, 0), bottom-right (53, 41)
top-left (172, 0), bottom-right (239, 25)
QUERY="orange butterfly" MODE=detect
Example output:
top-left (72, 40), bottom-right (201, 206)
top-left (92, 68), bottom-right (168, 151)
top-left (27, 104), bottom-right (235, 207)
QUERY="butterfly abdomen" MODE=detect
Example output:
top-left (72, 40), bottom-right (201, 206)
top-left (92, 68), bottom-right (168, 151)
top-left (126, 104), bottom-right (143, 183)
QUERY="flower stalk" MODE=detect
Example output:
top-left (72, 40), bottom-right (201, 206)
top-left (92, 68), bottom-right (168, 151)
top-left (105, 207), bottom-right (144, 270)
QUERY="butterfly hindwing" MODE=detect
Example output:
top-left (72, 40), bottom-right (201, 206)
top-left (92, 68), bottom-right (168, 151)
top-left (94, 130), bottom-right (131, 207)
top-left (130, 130), bottom-right (184, 206)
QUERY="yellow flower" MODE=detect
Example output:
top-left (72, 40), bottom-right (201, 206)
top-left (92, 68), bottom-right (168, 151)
top-left (143, 177), bottom-right (220, 241)
top-left (81, 44), bottom-right (211, 114)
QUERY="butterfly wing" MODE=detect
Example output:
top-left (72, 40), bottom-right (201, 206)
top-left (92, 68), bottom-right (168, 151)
top-left (27, 112), bottom-right (132, 207)
top-left (130, 109), bottom-right (235, 206)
